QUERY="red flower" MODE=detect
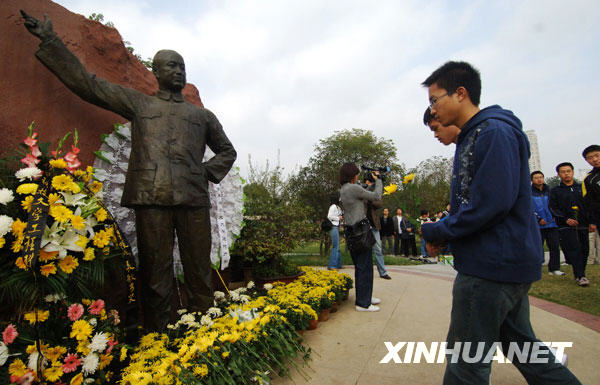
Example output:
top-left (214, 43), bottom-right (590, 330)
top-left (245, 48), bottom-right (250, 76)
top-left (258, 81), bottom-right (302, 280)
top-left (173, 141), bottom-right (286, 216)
top-left (89, 299), bottom-right (105, 315)
top-left (20, 153), bottom-right (40, 167)
top-left (2, 324), bottom-right (18, 344)
top-left (23, 133), bottom-right (38, 148)
top-left (67, 303), bottom-right (84, 321)
top-left (62, 353), bottom-right (81, 373)
top-left (30, 145), bottom-right (42, 158)
top-left (106, 338), bottom-right (118, 354)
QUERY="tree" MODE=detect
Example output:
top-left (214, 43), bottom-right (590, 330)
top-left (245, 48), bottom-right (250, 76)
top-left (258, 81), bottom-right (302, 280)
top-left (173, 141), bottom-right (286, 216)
top-left (288, 128), bottom-right (404, 254)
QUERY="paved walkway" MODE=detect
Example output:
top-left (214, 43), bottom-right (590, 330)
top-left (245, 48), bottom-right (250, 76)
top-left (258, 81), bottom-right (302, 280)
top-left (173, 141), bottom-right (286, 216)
top-left (274, 265), bottom-right (600, 385)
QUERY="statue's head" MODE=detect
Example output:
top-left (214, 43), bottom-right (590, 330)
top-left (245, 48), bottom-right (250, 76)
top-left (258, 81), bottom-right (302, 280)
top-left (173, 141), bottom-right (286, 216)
top-left (152, 50), bottom-right (186, 92)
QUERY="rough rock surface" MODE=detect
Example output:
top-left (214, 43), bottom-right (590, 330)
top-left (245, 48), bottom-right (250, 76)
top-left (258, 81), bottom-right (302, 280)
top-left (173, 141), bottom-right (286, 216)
top-left (1, 0), bottom-right (204, 167)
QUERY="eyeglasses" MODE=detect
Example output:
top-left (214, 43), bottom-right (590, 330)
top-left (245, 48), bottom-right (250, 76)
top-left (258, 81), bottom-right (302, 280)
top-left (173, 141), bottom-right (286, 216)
top-left (429, 92), bottom-right (449, 110)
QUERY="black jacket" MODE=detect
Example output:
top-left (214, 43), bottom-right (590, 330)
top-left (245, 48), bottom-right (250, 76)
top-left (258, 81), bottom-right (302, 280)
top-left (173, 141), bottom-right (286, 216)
top-left (583, 167), bottom-right (600, 226)
top-left (549, 182), bottom-right (588, 228)
top-left (380, 216), bottom-right (394, 236)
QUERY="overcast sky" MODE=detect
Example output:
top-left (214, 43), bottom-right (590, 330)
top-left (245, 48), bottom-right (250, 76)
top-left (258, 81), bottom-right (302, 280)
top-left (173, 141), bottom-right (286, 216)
top-left (55, 0), bottom-right (599, 179)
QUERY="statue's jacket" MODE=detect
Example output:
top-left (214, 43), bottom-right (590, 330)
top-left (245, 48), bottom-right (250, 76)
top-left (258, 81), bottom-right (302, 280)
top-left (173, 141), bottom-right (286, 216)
top-left (35, 36), bottom-right (237, 208)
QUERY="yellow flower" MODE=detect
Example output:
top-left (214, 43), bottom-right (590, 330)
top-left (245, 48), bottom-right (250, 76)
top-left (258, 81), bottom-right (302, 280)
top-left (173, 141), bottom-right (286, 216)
top-left (49, 205), bottom-right (73, 222)
top-left (94, 208), bottom-right (108, 222)
top-left (11, 236), bottom-right (24, 253)
top-left (11, 219), bottom-right (26, 236)
top-left (71, 320), bottom-right (93, 341)
top-left (71, 215), bottom-right (85, 230)
top-left (21, 195), bottom-right (34, 212)
top-left (45, 346), bottom-right (67, 362)
top-left (16, 183), bottom-right (38, 195)
top-left (0, 237), bottom-right (4, 248)
top-left (82, 298), bottom-right (92, 306)
top-left (39, 249), bottom-right (59, 262)
top-left (44, 363), bottom-right (64, 382)
top-left (120, 346), bottom-right (128, 362)
top-left (58, 255), bottom-right (79, 274)
top-left (15, 257), bottom-right (27, 270)
top-left (70, 183), bottom-right (82, 193)
top-left (383, 184), bottom-right (397, 196)
top-left (221, 351), bottom-right (230, 359)
top-left (52, 174), bottom-right (74, 191)
top-left (93, 229), bottom-right (111, 248)
top-left (75, 235), bottom-right (89, 249)
top-left (70, 372), bottom-right (84, 385)
top-left (24, 309), bottom-right (50, 324)
top-left (403, 173), bottom-right (415, 184)
top-left (89, 181), bottom-right (103, 194)
top-left (8, 359), bottom-right (27, 377)
top-left (48, 193), bottom-right (61, 206)
top-left (76, 339), bottom-right (91, 356)
top-left (40, 262), bottom-right (57, 277)
top-left (83, 247), bottom-right (95, 261)
top-left (192, 364), bottom-right (208, 377)
top-left (74, 169), bottom-right (86, 178)
top-left (50, 158), bottom-right (67, 168)
top-left (99, 353), bottom-right (113, 369)
top-left (572, 206), bottom-right (579, 211)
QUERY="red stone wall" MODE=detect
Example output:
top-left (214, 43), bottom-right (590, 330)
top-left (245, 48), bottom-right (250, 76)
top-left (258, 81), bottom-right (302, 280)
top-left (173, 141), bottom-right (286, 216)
top-left (0, 0), bottom-right (203, 167)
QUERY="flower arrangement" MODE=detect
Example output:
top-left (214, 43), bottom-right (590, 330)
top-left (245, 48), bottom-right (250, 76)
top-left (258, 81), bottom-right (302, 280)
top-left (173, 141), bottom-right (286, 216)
top-left (0, 297), bottom-right (122, 384)
top-left (0, 124), bottom-right (134, 312)
top-left (120, 268), bottom-right (351, 384)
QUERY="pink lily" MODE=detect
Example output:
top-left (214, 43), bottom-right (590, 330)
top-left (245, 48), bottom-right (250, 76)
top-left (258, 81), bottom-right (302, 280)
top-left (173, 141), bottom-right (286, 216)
top-left (23, 133), bottom-right (38, 148)
top-left (21, 153), bottom-right (40, 167)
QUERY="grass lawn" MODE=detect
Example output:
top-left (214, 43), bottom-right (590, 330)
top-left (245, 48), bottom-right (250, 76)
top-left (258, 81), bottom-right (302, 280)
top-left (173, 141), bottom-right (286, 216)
top-left (529, 265), bottom-right (600, 317)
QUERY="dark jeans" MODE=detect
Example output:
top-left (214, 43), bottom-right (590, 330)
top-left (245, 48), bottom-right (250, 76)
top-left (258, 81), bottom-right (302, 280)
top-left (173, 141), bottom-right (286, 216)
top-left (381, 235), bottom-right (394, 255)
top-left (558, 227), bottom-right (588, 279)
top-left (136, 206), bottom-right (213, 332)
top-left (444, 274), bottom-right (581, 385)
top-left (407, 236), bottom-right (418, 256)
top-left (540, 227), bottom-right (560, 272)
top-left (349, 247), bottom-right (374, 308)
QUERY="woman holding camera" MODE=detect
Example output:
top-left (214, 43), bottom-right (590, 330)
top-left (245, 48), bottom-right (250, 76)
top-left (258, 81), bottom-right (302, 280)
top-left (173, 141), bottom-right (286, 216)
top-left (339, 163), bottom-right (383, 312)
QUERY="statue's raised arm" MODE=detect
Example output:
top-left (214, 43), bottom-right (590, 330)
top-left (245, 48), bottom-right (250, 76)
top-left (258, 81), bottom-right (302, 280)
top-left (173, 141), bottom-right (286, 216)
top-left (21, 10), bottom-right (55, 41)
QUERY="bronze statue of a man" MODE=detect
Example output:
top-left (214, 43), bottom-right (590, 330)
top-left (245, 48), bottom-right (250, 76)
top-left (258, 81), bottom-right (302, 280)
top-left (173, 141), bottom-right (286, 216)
top-left (21, 11), bottom-right (237, 331)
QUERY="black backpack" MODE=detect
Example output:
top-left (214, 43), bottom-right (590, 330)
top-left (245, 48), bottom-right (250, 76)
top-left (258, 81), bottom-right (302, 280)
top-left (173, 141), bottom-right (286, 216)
top-left (321, 218), bottom-right (333, 232)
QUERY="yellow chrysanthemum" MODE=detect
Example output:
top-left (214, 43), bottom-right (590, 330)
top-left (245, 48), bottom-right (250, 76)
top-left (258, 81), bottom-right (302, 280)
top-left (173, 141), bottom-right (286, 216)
top-left (16, 183), bottom-right (38, 195)
top-left (192, 364), bottom-right (208, 377)
top-left (99, 353), bottom-right (113, 369)
top-left (71, 319), bottom-right (93, 341)
top-left (93, 229), bottom-right (111, 248)
top-left (50, 158), bottom-right (68, 168)
top-left (402, 173), bottom-right (415, 184)
top-left (24, 309), bottom-right (50, 324)
top-left (58, 255), bottom-right (79, 274)
top-left (120, 346), bottom-right (128, 362)
top-left (70, 183), bottom-right (82, 193)
top-left (44, 363), bottom-right (64, 382)
top-left (75, 235), bottom-right (89, 249)
top-left (15, 257), bottom-right (27, 270)
top-left (70, 372), bottom-right (84, 385)
top-left (11, 219), bottom-right (26, 237)
top-left (41, 262), bottom-right (57, 277)
top-left (70, 215), bottom-right (85, 230)
top-left (39, 249), bottom-right (59, 262)
top-left (8, 359), bottom-right (27, 377)
top-left (83, 247), bottom-right (95, 261)
top-left (49, 205), bottom-right (73, 222)
top-left (76, 339), bottom-right (91, 356)
top-left (73, 169), bottom-right (86, 177)
top-left (94, 208), bottom-right (108, 222)
top-left (52, 174), bottom-right (74, 191)
top-left (45, 346), bottom-right (67, 362)
top-left (21, 195), bottom-right (34, 212)
top-left (82, 298), bottom-right (92, 306)
top-left (0, 237), bottom-right (4, 248)
top-left (48, 192), bottom-right (61, 206)
top-left (89, 181), bottom-right (103, 194)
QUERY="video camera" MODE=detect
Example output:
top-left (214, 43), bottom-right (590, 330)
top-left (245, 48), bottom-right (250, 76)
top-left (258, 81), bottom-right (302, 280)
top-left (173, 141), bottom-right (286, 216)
top-left (361, 165), bottom-right (390, 183)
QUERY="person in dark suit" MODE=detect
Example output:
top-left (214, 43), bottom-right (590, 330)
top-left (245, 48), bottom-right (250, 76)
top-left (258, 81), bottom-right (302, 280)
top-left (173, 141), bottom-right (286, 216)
top-left (22, 11), bottom-right (237, 331)
top-left (379, 208), bottom-right (395, 255)
top-left (404, 214), bottom-right (418, 256)
top-left (393, 208), bottom-right (409, 255)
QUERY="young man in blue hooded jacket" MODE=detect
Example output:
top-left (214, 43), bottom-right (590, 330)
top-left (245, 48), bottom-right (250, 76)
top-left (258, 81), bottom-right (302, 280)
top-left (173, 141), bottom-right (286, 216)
top-left (421, 61), bottom-right (580, 384)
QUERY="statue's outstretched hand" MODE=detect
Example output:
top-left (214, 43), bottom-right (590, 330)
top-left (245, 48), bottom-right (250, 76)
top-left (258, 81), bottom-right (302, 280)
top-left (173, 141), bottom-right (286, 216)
top-left (20, 10), bottom-right (54, 40)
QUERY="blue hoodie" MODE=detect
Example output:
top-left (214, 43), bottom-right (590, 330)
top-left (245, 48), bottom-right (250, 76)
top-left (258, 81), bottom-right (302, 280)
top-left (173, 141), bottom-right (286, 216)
top-left (422, 105), bottom-right (543, 283)
top-left (531, 184), bottom-right (558, 229)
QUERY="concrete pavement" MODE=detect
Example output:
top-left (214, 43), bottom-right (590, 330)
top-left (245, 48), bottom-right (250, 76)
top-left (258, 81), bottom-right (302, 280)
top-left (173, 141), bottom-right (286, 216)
top-left (274, 264), bottom-right (600, 385)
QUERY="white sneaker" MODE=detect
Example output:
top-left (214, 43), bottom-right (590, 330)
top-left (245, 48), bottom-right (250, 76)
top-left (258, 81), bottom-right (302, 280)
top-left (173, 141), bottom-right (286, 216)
top-left (371, 297), bottom-right (381, 305)
top-left (356, 305), bottom-right (380, 312)
top-left (577, 277), bottom-right (590, 286)
top-left (549, 270), bottom-right (566, 276)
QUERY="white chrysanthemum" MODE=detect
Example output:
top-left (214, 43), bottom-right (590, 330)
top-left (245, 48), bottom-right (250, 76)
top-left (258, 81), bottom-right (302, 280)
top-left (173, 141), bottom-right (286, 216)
top-left (44, 293), bottom-right (66, 303)
top-left (89, 332), bottom-right (108, 352)
top-left (177, 308), bottom-right (188, 315)
top-left (214, 291), bottom-right (225, 301)
top-left (15, 167), bottom-right (42, 182)
top-left (0, 215), bottom-right (14, 237)
top-left (234, 287), bottom-right (247, 294)
top-left (0, 188), bottom-right (14, 205)
top-left (230, 291), bottom-right (240, 302)
top-left (246, 281), bottom-right (255, 289)
top-left (84, 379), bottom-right (96, 385)
top-left (207, 307), bottom-right (222, 318)
top-left (82, 353), bottom-right (99, 375)
top-left (263, 283), bottom-right (273, 291)
top-left (27, 352), bottom-right (48, 371)
top-left (180, 313), bottom-right (195, 325)
top-left (0, 342), bottom-right (8, 366)
top-left (239, 294), bottom-right (250, 304)
top-left (200, 315), bottom-right (213, 327)
top-left (89, 318), bottom-right (97, 326)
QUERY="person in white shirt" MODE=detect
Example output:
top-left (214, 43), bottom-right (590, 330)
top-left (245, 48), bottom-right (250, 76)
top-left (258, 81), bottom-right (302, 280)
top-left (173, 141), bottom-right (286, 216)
top-left (327, 192), bottom-right (343, 269)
